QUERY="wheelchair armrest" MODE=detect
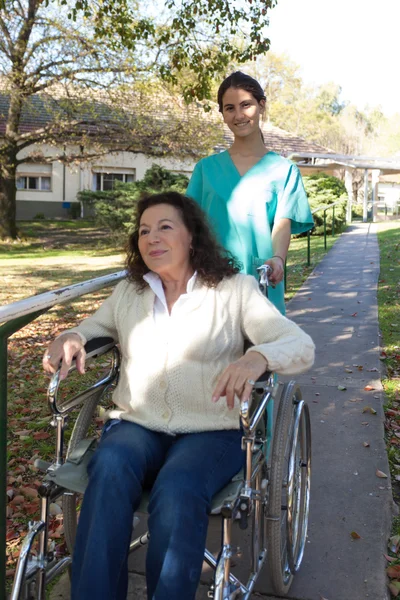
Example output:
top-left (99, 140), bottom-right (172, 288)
top-left (255, 370), bottom-right (271, 385)
top-left (47, 337), bottom-right (120, 416)
top-left (84, 337), bottom-right (116, 360)
top-left (240, 371), bottom-right (274, 434)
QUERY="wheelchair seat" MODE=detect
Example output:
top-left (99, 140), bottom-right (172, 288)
top-left (42, 436), bottom-right (245, 515)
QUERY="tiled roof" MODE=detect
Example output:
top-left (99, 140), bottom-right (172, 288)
top-left (219, 122), bottom-right (334, 156)
top-left (0, 88), bottom-right (333, 158)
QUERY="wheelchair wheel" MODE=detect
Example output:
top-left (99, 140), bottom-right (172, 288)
top-left (63, 392), bottom-right (102, 555)
top-left (266, 381), bottom-right (311, 596)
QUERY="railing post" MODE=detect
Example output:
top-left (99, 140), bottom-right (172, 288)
top-left (0, 311), bottom-right (46, 600)
top-left (324, 210), bottom-right (327, 250)
top-left (307, 230), bottom-right (311, 266)
top-left (332, 206), bottom-right (335, 237)
top-left (0, 334), bottom-right (7, 600)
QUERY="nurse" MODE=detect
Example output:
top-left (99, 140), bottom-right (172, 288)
top-left (186, 71), bottom-right (314, 315)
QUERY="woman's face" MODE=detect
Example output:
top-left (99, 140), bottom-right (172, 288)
top-left (221, 87), bottom-right (265, 138)
top-left (138, 203), bottom-right (193, 279)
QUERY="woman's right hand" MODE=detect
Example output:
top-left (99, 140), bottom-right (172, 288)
top-left (42, 333), bottom-right (86, 381)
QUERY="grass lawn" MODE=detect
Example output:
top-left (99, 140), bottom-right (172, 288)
top-left (376, 222), bottom-right (400, 493)
top-left (1, 219), bottom-right (342, 587)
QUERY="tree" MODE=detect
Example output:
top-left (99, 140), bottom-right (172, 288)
top-left (0, 0), bottom-right (276, 239)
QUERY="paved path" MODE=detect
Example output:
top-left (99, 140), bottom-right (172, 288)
top-left (50, 223), bottom-right (393, 600)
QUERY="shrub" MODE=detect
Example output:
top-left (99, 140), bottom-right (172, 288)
top-left (303, 173), bottom-right (347, 235)
top-left (68, 203), bottom-right (81, 219)
top-left (77, 164), bottom-right (189, 233)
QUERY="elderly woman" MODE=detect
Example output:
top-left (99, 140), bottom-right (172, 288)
top-left (43, 191), bottom-right (314, 600)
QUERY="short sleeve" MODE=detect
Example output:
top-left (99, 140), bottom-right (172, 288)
top-left (275, 164), bottom-right (314, 235)
top-left (186, 161), bottom-right (204, 206)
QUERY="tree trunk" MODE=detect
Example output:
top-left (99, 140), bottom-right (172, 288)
top-left (0, 147), bottom-right (19, 239)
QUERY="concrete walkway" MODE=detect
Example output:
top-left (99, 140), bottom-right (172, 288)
top-left (50, 223), bottom-right (393, 600)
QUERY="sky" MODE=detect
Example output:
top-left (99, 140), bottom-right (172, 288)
top-left (266, 0), bottom-right (400, 116)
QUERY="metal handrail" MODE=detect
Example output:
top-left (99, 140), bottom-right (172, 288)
top-left (0, 270), bottom-right (127, 325)
top-left (0, 270), bottom-right (126, 600)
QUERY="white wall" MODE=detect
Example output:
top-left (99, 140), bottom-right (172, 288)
top-left (16, 143), bottom-right (197, 208)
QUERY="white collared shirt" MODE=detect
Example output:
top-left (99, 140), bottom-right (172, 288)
top-left (143, 271), bottom-right (198, 324)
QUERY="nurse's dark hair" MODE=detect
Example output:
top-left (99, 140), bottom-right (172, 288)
top-left (217, 71), bottom-right (266, 112)
top-left (218, 71), bottom-right (266, 142)
top-left (126, 191), bottom-right (241, 290)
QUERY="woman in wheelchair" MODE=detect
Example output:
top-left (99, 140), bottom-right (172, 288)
top-left (43, 191), bottom-right (315, 600)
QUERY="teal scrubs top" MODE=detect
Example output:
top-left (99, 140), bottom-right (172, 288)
top-left (187, 150), bottom-right (314, 314)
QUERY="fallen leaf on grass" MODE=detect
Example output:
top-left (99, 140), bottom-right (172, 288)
top-left (384, 553), bottom-right (397, 563)
top-left (362, 406), bottom-right (377, 415)
top-left (389, 581), bottom-right (400, 597)
top-left (20, 487), bottom-right (38, 499)
top-left (376, 469), bottom-right (388, 478)
top-left (387, 565), bottom-right (400, 578)
top-left (33, 432), bottom-right (50, 440)
top-left (350, 531), bottom-right (361, 539)
top-left (10, 495), bottom-right (25, 506)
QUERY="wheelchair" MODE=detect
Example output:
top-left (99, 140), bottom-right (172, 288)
top-left (10, 335), bottom-right (311, 600)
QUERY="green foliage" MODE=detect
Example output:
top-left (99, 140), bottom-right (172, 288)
top-left (351, 204), bottom-right (364, 220)
top-left (58, 0), bottom-right (277, 103)
top-left (77, 164), bottom-right (189, 232)
top-left (303, 173), bottom-right (347, 235)
top-left (68, 203), bottom-right (81, 219)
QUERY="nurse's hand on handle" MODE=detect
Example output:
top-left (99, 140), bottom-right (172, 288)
top-left (264, 255), bottom-right (285, 286)
top-left (42, 333), bottom-right (86, 381)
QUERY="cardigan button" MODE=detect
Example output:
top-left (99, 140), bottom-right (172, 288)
top-left (162, 411), bottom-right (170, 420)
top-left (159, 380), bottom-right (167, 390)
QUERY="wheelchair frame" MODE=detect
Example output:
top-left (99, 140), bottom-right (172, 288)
top-left (10, 337), bottom-right (311, 600)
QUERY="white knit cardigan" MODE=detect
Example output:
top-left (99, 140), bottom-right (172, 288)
top-left (70, 274), bottom-right (314, 434)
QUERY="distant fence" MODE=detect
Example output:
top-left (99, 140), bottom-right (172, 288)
top-left (306, 200), bottom-right (344, 266)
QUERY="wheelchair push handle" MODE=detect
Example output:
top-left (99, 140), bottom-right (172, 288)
top-left (257, 264), bottom-right (272, 296)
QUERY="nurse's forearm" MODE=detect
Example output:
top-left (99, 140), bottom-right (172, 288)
top-left (271, 218), bottom-right (291, 263)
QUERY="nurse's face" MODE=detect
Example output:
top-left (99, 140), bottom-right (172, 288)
top-left (221, 87), bottom-right (265, 138)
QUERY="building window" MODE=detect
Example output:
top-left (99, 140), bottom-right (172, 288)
top-left (93, 171), bottom-right (135, 191)
top-left (16, 176), bottom-right (51, 191)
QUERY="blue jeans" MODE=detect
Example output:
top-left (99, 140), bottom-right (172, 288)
top-left (71, 420), bottom-right (244, 600)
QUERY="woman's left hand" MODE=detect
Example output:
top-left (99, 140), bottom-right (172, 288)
top-left (212, 352), bottom-right (269, 410)
top-left (264, 256), bottom-right (285, 285)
